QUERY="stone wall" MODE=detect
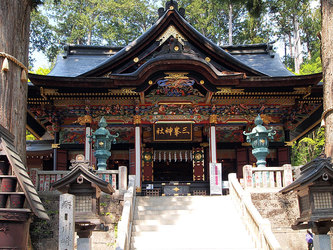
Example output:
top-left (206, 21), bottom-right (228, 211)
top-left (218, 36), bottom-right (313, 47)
top-left (30, 193), bottom-right (123, 250)
top-left (251, 192), bottom-right (308, 250)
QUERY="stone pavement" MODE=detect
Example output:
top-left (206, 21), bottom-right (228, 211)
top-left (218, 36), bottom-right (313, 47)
top-left (130, 196), bottom-right (257, 250)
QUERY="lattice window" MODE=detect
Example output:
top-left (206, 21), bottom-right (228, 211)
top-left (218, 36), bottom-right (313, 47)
top-left (313, 192), bottom-right (332, 209)
top-left (145, 189), bottom-right (160, 196)
top-left (75, 195), bottom-right (92, 212)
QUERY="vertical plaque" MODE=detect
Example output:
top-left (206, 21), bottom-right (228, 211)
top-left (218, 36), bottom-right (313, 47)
top-left (209, 163), bottom-right (222, 195)
top-left (59, 193), bottom-right (75, 250)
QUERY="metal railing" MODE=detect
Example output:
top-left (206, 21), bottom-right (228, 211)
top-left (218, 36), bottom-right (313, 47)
top-left (116, 175), bottom-right (136, 250)
top-left (228, 173), bottom-right (282, 250)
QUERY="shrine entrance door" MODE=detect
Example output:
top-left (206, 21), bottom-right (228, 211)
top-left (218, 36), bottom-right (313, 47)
top-left (153, 160), bottom-right (193, 182)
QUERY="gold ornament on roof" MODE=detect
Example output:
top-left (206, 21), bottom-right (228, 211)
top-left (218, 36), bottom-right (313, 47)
top-left (133, 115), bottom-right (141, 125)
top-left (76, 115), bottom-right (93, 125)
top-left (209, 114), bottom-right (218, 124)
top-left (133, 57), bottom-right (139, 63)
top-left (205, 57), bottom-right (211, 62)
top-left (164, 72), bottom-right (189, 80)
top-left (157, 25), bottom-right (187, 46)
top-left (215, 87), bottom-right (245, 95)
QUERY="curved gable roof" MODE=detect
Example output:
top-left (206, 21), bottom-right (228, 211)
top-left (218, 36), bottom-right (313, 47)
top-left (79, 2), bottom-right (267, 77)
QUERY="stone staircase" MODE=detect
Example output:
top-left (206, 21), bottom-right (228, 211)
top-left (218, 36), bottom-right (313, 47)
top-left (130, 196), bottom-right (257, 250)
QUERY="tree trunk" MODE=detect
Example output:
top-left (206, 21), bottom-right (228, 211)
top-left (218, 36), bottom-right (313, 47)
top-left (0, 0), bottom-right (32, 161)
top-left (293, 16), bottom-right (303, 74)
top-left (322, 0), bottom-right (333, 157)
top-left (228, 2), bottom-right (233, 45)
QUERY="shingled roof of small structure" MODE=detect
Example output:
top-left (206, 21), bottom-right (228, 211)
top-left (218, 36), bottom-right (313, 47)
top-left (281, 154), bottom-right (333, 194)
top-left (52, 165), bottom-right (114, 194)
top-left (0, 136), bottom-right (49, 220)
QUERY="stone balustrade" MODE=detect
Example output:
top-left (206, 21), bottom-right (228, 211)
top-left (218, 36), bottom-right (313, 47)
top-left (116, 175), bottom-right (136, 250)
top-left (28, 166), bottom-right (128, 193)
top-left (228, 173), bottom-right (282, 250)
top-left (243, 164), bottom-right (293, 191)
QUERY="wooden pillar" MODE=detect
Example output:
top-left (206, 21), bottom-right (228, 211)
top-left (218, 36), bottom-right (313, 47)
top-left (209, 115), bottom-right (217, 163)
top-left (278, 147), bottom-right (290, 165)
top-left (53, 131), bottom-right (59, 171)
top-left (142, 148), bottom-right (153, 182)
top-left (236, 148), bottom-right (248, 179)
top-left (134, 115), bottom-right (142, 192)
top-left (193, 147), bottom-right (205, 181)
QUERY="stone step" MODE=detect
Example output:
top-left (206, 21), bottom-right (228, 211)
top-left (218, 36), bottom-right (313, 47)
top-left (130, 196), bottom-right (255, 250)
top-left (130, 235), bottom-right (257, 250)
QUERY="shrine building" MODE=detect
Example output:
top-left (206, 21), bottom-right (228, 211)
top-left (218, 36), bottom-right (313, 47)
top-left (27, 1), bottom-right (322, 194)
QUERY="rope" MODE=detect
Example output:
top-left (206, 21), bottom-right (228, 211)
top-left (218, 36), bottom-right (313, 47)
top-left (322, 107), bottom-right (333, 120)
top-left (0, 52), bottom-right (28, 73)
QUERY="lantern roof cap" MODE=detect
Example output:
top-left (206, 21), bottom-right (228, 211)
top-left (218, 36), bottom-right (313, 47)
top-left (281, 154), bottom-right (333, 194)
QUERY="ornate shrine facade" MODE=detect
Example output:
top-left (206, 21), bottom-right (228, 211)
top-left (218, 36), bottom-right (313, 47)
top-left (27, 1), bottom-right (322, 194)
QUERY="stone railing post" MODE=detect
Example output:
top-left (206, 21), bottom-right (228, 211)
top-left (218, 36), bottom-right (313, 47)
top-left (282, 164), bottom-right (293, 187)
top-left (243, 165), bottom-right (253, 188)
top-left (119, 166), bottom-right (128, 194)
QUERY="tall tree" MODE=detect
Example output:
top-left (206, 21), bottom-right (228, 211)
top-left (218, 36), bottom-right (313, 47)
top-left (268, 0), bottom-right (312, 73)
top-left (29, 0), bottom-right (157, 62)
top-left (321, 0), bottom-right (333, 157)
top-left (0, 0), bottom-right (36, 160)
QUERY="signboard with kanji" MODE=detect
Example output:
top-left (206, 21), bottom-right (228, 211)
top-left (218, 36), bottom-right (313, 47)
top-left (153, 123), bottom-right (192, 141)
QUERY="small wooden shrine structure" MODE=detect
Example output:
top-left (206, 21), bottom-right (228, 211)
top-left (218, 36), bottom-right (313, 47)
top-left (27, 1), bottom-right (323, 194)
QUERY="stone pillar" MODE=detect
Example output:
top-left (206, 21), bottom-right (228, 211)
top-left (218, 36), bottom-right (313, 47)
top-left (209, 115), bottom-right (217, 163)
top-left (59, 194), bottom-right (75, 250)
top-left (313, 235), bottom-right (331, 250)
top-left (312, 222), bottom-right (332, 250)
top-left (77, 235), bottom-right (92, 250)
top-left (134, 115), bottom-right (141, 192)
top-left (119, 165), bottom-right (128, 193)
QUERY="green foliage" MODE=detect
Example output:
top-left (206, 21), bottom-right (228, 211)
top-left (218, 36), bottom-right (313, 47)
top-left (32, 66), bottom-right (52, 75)
top-left (26, 130), bottom-right (37, 141)
top-left (300, 56), bottom-right (322, 75)
top-left (30, 0), bottom-right (158, 63)
top-left (30, 8), bottom-right (60, 65)
top-left (292, 127), bottom-right (325, 166)
top-left (30, 198), bottom-right (59, 249)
